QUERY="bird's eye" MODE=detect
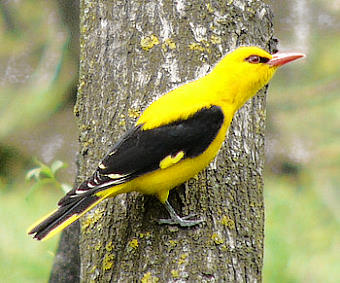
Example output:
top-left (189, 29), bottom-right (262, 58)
top-left (245, 55), bottom-right (261, 64)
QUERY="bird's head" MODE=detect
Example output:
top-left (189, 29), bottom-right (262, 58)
top-left (211, 46), bottom-right (305, 109)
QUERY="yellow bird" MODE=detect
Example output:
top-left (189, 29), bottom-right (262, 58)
top-left (28, 46), bottom-right (304, 240)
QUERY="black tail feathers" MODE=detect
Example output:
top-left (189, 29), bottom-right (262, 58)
top-left (28, 194), bottom-right (100, 240)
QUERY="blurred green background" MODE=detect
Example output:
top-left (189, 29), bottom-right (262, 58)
top-left (0, 0), bottom-right (339, 282)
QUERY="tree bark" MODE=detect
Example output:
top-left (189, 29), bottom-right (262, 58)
top-left (53, 0), bottom-right (277, 282)
top-left (49, 222), bottom-right (80, 283)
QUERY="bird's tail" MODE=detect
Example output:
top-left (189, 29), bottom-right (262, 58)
top-left (27, 189), bottom-right (113, 241)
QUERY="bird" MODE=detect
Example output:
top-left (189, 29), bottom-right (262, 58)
top-left (28, 46), bottom-right (305, 240)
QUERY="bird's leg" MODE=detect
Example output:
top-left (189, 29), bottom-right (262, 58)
top-left (158, 200), bottom-right (203, 227)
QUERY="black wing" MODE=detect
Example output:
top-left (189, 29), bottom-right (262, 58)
top-left (59, 105), bottom-right (224, 204)
top-left (100, 105), bottom-right (223, 175)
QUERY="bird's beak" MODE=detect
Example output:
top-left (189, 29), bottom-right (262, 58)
top-left (267, 52), bottom-right (305, 67)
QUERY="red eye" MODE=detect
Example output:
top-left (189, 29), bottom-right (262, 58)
top-left (246, 55), bottom-right (261, 64)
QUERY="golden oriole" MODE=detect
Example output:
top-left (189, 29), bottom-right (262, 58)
top-left (28, 46), bottom-right (304, 240)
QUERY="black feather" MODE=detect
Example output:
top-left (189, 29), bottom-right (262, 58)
top-left (28, 194), bottom-right (100, 240)
top-left (99, 105), bottom-right (224, 180)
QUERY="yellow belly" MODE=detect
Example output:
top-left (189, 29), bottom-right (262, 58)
top-left (131, 122), bottom-right (230, 202)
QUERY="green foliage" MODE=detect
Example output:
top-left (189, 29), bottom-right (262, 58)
top-left (0, 181), bottom-right (60, 283)
top-left (26, 159), bottom-right (71, 199)
top-left (263, 176), bottom-right (339, 283)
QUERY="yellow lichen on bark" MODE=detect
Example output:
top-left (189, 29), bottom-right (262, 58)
top-left (141, 272), bottom-right (159, 283)
top-left (102, 253), bottom-right (114, 271)
top-left (141, 35), bottom-right (160, 51)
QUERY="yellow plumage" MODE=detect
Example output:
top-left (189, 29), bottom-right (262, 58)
top-left (130, 47), bottom-right (277, 200)
top-left (28, 46), bottom-right (304, 240)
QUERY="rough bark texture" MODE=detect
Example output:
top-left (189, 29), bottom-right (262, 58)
top-left (49, 222), bottom-right (80, 283)
top-left (73, 0), bottom-right (277, 282)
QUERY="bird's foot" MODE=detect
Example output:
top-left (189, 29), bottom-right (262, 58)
top-left (158, 216), bottom-right (203, 227)
top-left (158, 200), bottom-right (203, 227)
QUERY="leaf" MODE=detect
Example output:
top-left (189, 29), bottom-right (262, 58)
top-left (26, 158), bottom-right (72, 198)
top-left (51, 160), bottom-right (68, 174)
top-left (33, 159), bottom-right (54, 178)
top-left (25, 167), bottom-right (41, 181)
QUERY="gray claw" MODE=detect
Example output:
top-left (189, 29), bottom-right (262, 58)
top-left (158, 217), bottom-right (203, 227)
top-left (158, 200), bottom-right (203, 227)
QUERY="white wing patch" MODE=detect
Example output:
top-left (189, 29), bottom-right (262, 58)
top-left (107, 173), bottom-right (129, 179)
top-left (87, 183), bottom-right (95, 188)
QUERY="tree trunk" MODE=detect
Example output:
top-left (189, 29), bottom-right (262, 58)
top-left (52, 0), bottom-right (277, 282)
top-left (49, 222), bottom-right (80, 283)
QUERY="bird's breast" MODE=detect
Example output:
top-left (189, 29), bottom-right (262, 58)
top-left (131, 120), bottom-right (230, 196)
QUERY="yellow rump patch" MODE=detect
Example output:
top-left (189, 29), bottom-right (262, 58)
top-left (159, 151), bottom-right (185, 169)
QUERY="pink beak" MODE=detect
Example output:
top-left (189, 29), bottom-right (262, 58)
top-left (268, 52), bottom-right (305, 67)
